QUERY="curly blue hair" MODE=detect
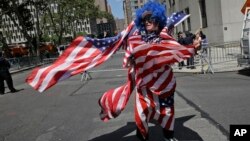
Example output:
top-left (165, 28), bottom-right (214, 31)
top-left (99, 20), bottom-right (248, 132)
top-left (135, 1), bottom-right (167, 31)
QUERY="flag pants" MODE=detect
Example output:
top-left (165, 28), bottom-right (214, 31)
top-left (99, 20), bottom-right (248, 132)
top-left (135, 87), bottom-right (175, 139)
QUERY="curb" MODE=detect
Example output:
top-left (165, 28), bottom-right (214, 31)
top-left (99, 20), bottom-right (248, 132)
top-left (10, 64), bottom-right (42, 74)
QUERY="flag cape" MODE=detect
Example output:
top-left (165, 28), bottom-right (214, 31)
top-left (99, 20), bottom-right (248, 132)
top-left (26, 22), bottom-right (135, 92)
top-left (98, 27), bottom-right (194, 122)
top-left (26, 12), bottom-right (193, 128)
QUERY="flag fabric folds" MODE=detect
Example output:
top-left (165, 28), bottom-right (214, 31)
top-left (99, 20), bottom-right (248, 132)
top-left (98, 27), bottom-right (194, 138)
top-left (26, 22), bottom-right (135, 92)
top-left (98, 27), bottom-right (194, 125)
top-left (167, 11), bottom-right (191, 28)
top-left (26, 11), bottom-right (193, 135)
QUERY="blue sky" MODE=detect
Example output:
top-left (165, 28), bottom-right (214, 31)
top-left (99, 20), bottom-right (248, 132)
top-left (107, 0), bottom-right (124, 19)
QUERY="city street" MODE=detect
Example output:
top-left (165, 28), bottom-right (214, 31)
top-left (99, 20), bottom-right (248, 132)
top-left (0, 52), bottom-right (250, 141)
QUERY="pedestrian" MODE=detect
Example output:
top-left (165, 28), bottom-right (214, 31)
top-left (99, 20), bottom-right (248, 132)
top-left (184, 31), bottom-right (196, 69)
top-left (114, 2), bottom-right (193, 141)
top-left (26, 1), bottom-right (194, 140)
top-left (0, 52), bottom-right (18, 94)
top-left (177, 31), bottom-right (185, 69)
top-left (193, 30), bottom-right (202, 54)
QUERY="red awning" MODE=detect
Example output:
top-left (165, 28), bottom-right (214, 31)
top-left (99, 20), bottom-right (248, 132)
top-left (241, 0), bottom-right (250, 14)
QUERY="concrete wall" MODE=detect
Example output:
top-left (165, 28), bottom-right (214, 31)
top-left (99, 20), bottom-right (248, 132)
top-left (205, 0), bottom-right (224, 43)
top-left (220, 0), bottom-right (245, 42)
top-left (171, 0), bottom-right (245, 43)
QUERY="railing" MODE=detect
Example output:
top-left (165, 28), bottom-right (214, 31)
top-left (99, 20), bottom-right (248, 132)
top-left (209, 41), bottom-right (240, 64)
top-left (8, 54), bottom-right (58, 72)
top-left (8, 42), bottom-right (242, 74)
top-left (194, 41), bottom-right (241, 73)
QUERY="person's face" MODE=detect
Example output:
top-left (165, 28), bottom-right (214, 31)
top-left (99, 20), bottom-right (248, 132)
top-left (195, 33), bottom-right (200, 39)
top-left (143, 15), bottom-right (159, 32)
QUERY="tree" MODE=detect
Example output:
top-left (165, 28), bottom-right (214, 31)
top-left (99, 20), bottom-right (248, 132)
top-left (0, 0), bottom-right (105, 55)
top-left (28, 0), bottom-right (48, 56)
top-left (0, 0), bottom-right (35, 55)
top-left (41, 0), bottom-right (102, 45)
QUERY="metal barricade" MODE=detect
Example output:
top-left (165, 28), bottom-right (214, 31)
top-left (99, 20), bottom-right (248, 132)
top-left (199, 41), bottom-right (241, 73)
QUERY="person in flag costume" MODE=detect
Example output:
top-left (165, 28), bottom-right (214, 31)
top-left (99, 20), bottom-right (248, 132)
top-left (26, 1), bottom-right (194, 141)
top-left (114, 2), bottom-right (192, 141)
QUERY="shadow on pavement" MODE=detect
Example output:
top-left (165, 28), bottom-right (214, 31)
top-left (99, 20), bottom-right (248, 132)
top-left (89, 115), bottom-right (203, 141)
top-left (174, 115), bottom-right (203, 141)
top-left (238, 68), bottom-right (250, 77)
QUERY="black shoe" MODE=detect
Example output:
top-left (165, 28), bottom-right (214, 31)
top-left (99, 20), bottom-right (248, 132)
top-left (10, 89), bottom-right (18, 93)
top-left (0, 92), bottom-right (4, 95)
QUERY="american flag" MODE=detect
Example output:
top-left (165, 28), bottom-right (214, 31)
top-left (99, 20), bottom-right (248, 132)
top-left (99, 27), bottom-right (194, 138)
top-left (167, 11), bottom-right (191, 28)
top-left (26, 10), bottom-right (192, 139)
top-left (26, 22), bottom-right (135, 92)
top-left (166, 11), bottom-right (191, 35)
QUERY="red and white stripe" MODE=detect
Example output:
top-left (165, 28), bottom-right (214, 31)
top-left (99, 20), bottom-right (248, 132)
top-left (26, 22), bottom-right (135, 92)
top-left (99, 27), bottom-right (194, 139)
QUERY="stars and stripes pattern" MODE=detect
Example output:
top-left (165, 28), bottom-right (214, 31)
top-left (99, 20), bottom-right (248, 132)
top-left (167, 11), bottom-right (191, 28)
top-left (166, 11), bottom-right (191, 35)
top-left (85, 35), bottom-right (121, 51)
top-left (26, 10), bottom-right (192, 140)
top-left (99, 27), bottom-right (194, 139)
top-left (26, 22), bottom-right (135, 92)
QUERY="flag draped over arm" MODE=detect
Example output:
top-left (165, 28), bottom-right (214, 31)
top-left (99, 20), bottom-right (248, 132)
top-left (26, 22), bottom-right (135, 92)
top-left (26, 11), bottom-right (193, 124)
top-left (98, 27), bottom-right (194, 122)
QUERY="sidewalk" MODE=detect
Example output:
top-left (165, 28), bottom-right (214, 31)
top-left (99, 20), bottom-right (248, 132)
top-left (173, 60), bottom-right (245, 73)
top-left (11, 60), bottom-right (244, 75)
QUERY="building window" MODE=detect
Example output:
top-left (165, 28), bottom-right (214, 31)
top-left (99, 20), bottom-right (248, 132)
top-left (199, 0), bottom-right (208, 28)
top-left (182, 21), bottom-right (186, 32)
top-left (185, 8), bottom-right (191, 31)
top-left (168, 0), bottom-right (175, 7)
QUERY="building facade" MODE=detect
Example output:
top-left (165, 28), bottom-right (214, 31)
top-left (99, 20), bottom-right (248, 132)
top-left (123, 0), bottom-right (166, 26)
top-left (123, 0), bottom-right (245, 43)
top-left (95, 0), bottom-right (116, 37)
top-left (167, 0), bottom-right (245, 43)
top-left (0, 0), bottom-right (116, 45)
top-left (115, 18), bottom-right (126, 33)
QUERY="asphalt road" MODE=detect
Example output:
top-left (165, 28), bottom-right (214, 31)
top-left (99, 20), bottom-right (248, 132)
top-left (175, 69), bottom-right (250, 137)
top-left (0, 52), bottom-right (249, 141)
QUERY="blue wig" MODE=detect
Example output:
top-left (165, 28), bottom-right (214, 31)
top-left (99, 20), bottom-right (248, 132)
top-left (135, 1), bottom-right (167, 31)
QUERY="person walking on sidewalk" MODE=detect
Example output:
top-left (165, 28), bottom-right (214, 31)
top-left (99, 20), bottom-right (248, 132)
top-left (177, 31), bottom-right (186, 69)
top-left (0, 52), bottom-right (18, 94)
top-left (185, 31), bottom-right (196, 69)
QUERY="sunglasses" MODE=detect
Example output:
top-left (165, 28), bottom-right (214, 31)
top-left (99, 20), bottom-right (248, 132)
top-left (142, 15), bottom-right (155, 23)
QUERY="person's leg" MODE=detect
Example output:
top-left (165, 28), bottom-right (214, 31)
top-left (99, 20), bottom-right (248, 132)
top-left (135, 88), bottom-right (150, 141)
top-left (0, 79), bottom-right (5, 94)
top-left (5, 72), bottom-right (17, 92)
top-left (190, 56), bottom-right (196, 69)
top-left (178, 61), bottom-right (184, 69)
top-left (158, 94), bottom-right (176, 140)
top-left (186, 58), bottom-right (190, 68)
